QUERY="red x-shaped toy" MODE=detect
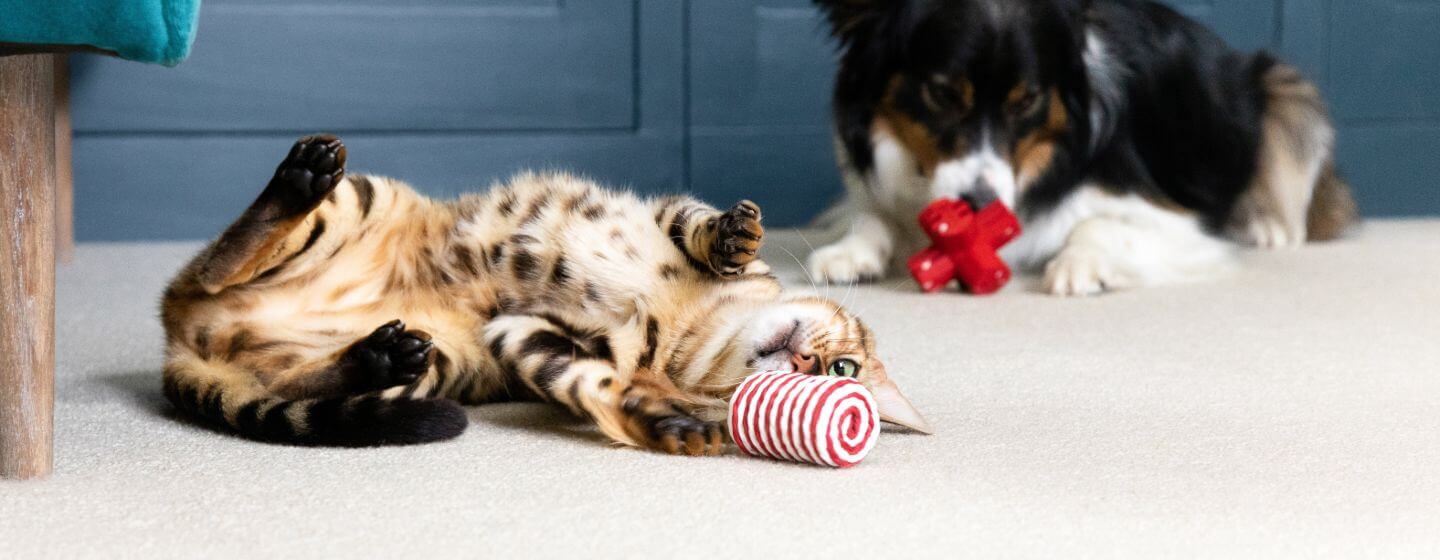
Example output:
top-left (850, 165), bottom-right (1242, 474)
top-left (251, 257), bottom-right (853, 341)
top-left (907, 194), bottom-right (1022, 295)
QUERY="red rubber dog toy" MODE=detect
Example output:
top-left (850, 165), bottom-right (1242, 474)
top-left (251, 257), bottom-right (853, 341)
top-left (908, 193), bottom-right (1022, 295)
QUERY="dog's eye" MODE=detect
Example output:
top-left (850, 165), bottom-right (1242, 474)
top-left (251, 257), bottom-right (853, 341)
top-left (922, 82), bottom-right (966, 112)
top-left (828, 359), bottom-right (861, 378)
top-left (1012, 90), bottom-right (1045, 116)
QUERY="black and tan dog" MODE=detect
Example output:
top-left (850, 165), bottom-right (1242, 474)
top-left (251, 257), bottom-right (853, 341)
top-left (808, 0), bottom-right (1356, 295)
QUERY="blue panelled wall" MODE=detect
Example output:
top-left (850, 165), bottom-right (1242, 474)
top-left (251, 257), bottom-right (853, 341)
top-left (71, 0), bottom-right (1440, 240)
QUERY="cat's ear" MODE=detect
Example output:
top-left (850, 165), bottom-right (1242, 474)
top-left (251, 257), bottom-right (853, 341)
top-left (871, 378), bottom-right (933, 434)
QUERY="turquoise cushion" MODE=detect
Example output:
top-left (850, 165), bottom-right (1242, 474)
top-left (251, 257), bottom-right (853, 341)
top-left (0, 0), bottom-right (201, 66)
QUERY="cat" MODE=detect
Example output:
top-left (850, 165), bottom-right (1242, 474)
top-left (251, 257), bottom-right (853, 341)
top-left (160, 134), bottom-right (931, 455)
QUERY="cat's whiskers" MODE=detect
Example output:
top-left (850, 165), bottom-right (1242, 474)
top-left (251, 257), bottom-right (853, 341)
top-left (792, 231), bottom-right (833, 300)
top-left (837, 278), bottom-right (858, 319)
top-left (841, 276), bottom-right (911, 318)
top-left (774, 243), bottom-right (821, 296)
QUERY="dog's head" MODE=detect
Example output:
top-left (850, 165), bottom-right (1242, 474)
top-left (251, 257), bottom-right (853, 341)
top-left (817, 0), bottom-right (1093, 207)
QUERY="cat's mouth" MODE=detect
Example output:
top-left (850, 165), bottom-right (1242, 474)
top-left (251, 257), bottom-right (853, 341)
top-left (753, 320), bottom-right (801, 357)
top-left (748, 320), bottom-right (813, 373)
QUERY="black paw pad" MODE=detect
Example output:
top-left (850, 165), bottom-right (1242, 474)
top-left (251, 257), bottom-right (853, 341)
top-left (710, 200), bottom-right (764, 275)
top-left (650, 413), bottom-right (725, 456)
top-left (345, 319), bottom-right (434, 390)
top-left (267, 134), bottom-right (348, 213)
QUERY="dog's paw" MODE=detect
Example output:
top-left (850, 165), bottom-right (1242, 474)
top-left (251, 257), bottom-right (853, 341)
top-left (345, 319), bottom-right (435, 389)
top-left (1044, 249), bottom-right (1126, 297)
top-left (1244, 216), bottom-right (1305, 250)
top-left (808, 242), bottom-right (886, 284)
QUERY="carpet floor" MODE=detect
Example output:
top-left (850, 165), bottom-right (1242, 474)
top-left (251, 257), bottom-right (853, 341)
top-left (3, 222), bottom-right (1438, 558)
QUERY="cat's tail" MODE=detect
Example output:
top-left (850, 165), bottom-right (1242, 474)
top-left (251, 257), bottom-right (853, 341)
top-left (162, 357), bottom-right (467, 446)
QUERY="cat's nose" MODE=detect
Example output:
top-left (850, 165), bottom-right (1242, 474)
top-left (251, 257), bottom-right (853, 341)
top-left (790, 353), bottom-right (818, 374)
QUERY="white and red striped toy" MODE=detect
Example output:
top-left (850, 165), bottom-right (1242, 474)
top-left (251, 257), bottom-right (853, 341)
top-left (728, 371), bottom-right (880, 468)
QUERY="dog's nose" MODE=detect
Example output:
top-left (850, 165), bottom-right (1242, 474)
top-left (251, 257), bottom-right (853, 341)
top-left (964, 178), bottom-right (999, 209)
top-left (790, 353), bottom-right (818, 374)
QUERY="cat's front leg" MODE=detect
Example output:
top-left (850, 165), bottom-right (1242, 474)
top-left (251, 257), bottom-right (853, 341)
top-left (483, 314), bottom-right (724, 456)
top-left (653, 197), bottom-right (766, 277)
top-left (603, 377), bottom-right (725, 456)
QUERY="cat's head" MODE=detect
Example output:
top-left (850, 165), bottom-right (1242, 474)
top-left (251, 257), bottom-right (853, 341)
top-left (739, 294), bottom-right (932, 434)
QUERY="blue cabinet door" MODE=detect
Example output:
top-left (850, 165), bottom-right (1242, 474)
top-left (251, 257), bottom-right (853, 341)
top-left (71, 0), bottom-right (686, 240)
top-left (1284, 0), bottom-right (1440, 215)
top-left (687, 0), bottom-right (839, 227)
top-left (1159, 0), bottom-right (1279, 51)
top-left (73, 0), bottom-right (638, 132)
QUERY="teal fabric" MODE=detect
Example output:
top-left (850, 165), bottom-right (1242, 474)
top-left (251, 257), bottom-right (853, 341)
top-left (0, 0), bottom-right (201, 66)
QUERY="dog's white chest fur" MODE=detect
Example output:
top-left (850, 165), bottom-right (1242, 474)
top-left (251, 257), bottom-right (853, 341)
top-left (810, 132), bottom-right (1235, 296)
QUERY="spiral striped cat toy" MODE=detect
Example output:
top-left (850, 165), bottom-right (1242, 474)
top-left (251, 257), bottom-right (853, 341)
top-left (728, 371), bottom-right (880, 468)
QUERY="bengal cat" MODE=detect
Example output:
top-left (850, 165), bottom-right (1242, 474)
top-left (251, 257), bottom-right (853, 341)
top-left (160, 135), bottom-right (931, 455)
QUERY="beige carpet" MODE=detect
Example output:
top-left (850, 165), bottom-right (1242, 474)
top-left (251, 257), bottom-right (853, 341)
top-left (3, 221), bottom-right (1438, 558)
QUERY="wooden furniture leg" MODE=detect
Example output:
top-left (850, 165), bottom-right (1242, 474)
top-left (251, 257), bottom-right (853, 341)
top-left (54, 54), bottom-right (73, 263)
top-left (0, 54), bottom-right (57, 479)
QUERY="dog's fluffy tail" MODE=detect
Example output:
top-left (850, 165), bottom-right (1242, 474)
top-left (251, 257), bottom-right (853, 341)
top-left (1307, 162), bottom-right (1358, 242)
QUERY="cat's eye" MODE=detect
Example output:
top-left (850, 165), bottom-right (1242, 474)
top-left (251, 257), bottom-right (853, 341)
top-left (828, 359), bottom-right (861, 378)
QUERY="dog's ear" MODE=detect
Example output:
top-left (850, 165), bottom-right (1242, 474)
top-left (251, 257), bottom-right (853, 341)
top-left (812, 0), bottom-right (902, 43)
top-left (1057, 4), bottom-right (1096, 154)
top-left (1048, 0), bottom-right (1092, 18)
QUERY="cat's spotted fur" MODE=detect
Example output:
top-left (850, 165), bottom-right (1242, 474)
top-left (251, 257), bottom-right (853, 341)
top-left (161, 135), bottom-right (929, 454)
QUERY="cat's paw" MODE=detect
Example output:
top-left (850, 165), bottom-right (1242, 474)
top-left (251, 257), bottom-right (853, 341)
top-left (650, 414), bottom-right (725, 456)
top-left (265, 134), bottom-right (347, 215)
top-left (1044, 248), bottom-right (1126, 297)
top-left (709, 200), bottom-right (764, 276)
top-left (345, 319), bottom-right (434, 389)
top-left (618, 387), bottom-right (724, 456)
top-left (808, 241), bottom-right (885, 284)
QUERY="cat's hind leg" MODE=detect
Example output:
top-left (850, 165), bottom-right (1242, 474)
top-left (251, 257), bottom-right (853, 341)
top-left (163, 318), bottom-right (467, 446)
top-left (265, 319), bottom-right (434, 400)
top-left (193, 134), bottom-right (348, 292)
top-left (483, 314), bottom-right (724, 455)
top-left (242, 315), bottom-right (501, 405)
top-left (652, 197), bottom-right (767, 277)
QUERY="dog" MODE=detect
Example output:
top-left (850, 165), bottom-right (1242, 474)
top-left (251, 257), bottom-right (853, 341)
top-left (807, 0), bottom-right (1357, 295)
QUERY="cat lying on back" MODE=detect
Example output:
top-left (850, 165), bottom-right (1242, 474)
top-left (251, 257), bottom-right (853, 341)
top-left (161, 135), bottom-right (931, 454)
